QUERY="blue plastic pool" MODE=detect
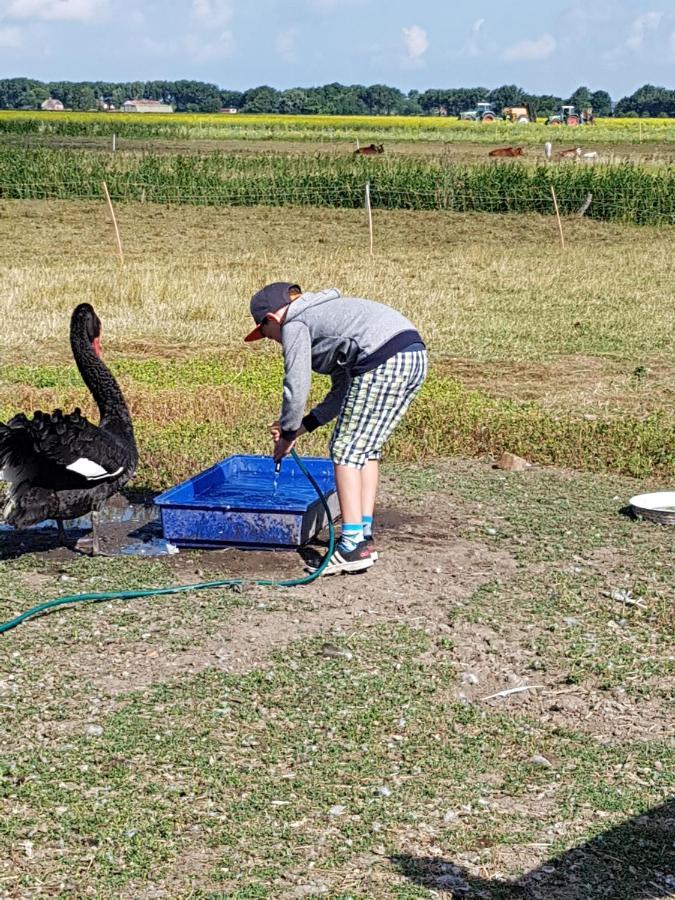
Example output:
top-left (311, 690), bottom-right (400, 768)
top-left (154, 455), bottom-right (338, 549)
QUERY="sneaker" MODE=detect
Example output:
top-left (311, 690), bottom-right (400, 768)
top-left (364, 535), bottom-right (378, 562)
top-left (307, 540), bottom-right (374, 576)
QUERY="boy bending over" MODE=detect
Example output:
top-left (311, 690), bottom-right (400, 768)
top-left (245, 282), bottom-right (427, 576)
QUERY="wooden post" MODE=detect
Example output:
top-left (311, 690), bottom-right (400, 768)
top-left (355, 138), bottom-right (360, 150)
top-left (112, 132), bottom-right (116, 152)
top-left (365, 180), bottom-right (373, 256)
top-left (550, 185), bottom-right (565, 249)
top-left (101, 181), bottom-right (124, 265)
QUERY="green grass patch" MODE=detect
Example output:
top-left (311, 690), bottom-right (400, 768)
top-left (2, 624), bottom-right (672, 896)
top-left (2, 358), bottom-right (673, 485)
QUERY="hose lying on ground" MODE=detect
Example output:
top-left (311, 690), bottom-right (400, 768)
top-left (0, 450), bottom-right (335, 634)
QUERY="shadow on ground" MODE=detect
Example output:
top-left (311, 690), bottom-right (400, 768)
top-left (391, 798), bottom-right (675, 898)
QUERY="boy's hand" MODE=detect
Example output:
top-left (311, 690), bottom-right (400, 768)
top-left (269, 420), bottom-right (282, 441)
top-left (273, 436), bottom-right (295, 463)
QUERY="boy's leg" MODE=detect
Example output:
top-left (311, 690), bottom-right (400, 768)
top-left (361, 459), bottom-right (379, 521)
top-left (361, 459), bottom-right (379, 560)
top-left (334, 463), bottom-right (363, 526)
top-left (307, 461), bottom-right (372, 574)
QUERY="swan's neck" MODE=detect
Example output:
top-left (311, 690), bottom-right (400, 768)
top-left (72, 337), bottom-right (133, 434)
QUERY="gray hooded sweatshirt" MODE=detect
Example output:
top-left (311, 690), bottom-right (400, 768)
top-left (279, 288), bottom-right (424, 441)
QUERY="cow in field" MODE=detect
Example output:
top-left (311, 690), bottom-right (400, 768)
top-left (557, 147), bottom-right (581, 159)
top-left (354, 143), bottom-right (385, 155)
top-left (488, 146), bottom-right (524, 158)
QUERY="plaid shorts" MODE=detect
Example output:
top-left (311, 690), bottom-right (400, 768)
top-left (329, 349), bottom-right (428, 468)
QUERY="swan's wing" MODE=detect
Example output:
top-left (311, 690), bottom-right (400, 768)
top-left (4, 409), bottom-right (129, 484)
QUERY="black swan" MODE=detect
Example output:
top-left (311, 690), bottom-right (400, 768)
top-left (0, 303), bottom-right (137, 554)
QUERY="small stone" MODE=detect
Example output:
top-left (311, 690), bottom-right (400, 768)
top-left (320, 643), bottom-right (353, 660)
top-left (529, 754), bottom-right (553, 768)
top-left (85, 724), bottom-right (103, 737)
top-left (460, 671), bottom-right (479, 685)
top-left (443, 810), bottom-right (458, 823)
top-left (376, 785), bottom-right (391, 797)
top-left (329, 804), bottom-right (346, 817)
top-left (495, 451), bottom-right (531, 471)
top-left (486, 527), bottom-right (497, 536)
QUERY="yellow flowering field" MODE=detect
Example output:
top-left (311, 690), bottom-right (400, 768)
top-left (1, 110), bottom-right (674, 143)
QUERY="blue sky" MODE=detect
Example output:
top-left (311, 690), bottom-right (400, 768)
top-left (0, 0), bottom-right (673, 98)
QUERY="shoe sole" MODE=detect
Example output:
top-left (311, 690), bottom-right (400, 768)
top-left (307, 557), bottom-right (375, 576)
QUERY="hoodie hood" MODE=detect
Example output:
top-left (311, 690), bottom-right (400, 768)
top-left (285, 288), bottom-right (342, 322)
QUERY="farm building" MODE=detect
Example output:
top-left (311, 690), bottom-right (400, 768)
top-left (41, 98), bottom-right (64, 111)
top-left (122, 99), bottom-right (173, 113)
top-left (220, 107), bottom-right (239, 114)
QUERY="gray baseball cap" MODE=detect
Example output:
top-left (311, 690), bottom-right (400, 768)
top-left (244, 282), bottom-right (301, 342)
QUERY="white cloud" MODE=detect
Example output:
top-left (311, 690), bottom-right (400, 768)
top-left (502, 32), bottom-right (556, 61)
top-left (276, 26), bottom-right (298, 63)
top-left (0, 24), bottom-right (23, 46)
top-left (191, 0), bottom-right (233, 28)
top-left (625, 11), bottom-right (662, 51)
top-left (144, 30), bottom-right (234, 63)
top-left (466, 17), bottom-right (484, 57)
top-left (5, 0), bottom-right (106, 21)
top-left (402, 24), bottom-right (428, 60)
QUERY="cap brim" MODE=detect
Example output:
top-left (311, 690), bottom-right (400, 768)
top-left (244, 325), bottom-right (264, 343)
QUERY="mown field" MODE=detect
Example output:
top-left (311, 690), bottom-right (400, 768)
top-left (0, 199), bottom-right (673, 482)
top-left (0, 134), bottom-right (673, 897)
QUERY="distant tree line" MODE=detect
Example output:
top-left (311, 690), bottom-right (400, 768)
top-left (0, 77), bottom-right (673, 117)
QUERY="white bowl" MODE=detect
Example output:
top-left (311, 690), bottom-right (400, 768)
top-left (629, 491), bottom-right (675, 524)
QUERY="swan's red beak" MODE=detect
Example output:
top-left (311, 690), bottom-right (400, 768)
top-left (92, 337), bottom-right (102, 357)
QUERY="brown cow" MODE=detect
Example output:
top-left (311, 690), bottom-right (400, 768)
top-left (557, 147), bottom-right (581, 159)
top-left (488, 146), bottom-right (524, 158)
top-left (354, 143), bottom-right (385, 155)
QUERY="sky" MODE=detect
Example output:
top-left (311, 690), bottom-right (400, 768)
top-left (0, 0), bottom-right (673, 98)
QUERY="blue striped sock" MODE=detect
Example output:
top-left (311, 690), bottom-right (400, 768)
top-left (339, 522), bottom-right (364, 553)
top-left (362, 515), bottom-right (374, 538)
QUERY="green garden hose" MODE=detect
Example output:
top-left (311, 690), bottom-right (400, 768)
top-left (0, 450), bottom-right (335, 635)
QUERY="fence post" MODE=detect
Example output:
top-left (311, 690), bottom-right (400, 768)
top-left (365, 180), bottom-right (373, 256)
top-left (112, 132), bottom-right (116, 152)
top-left (550, 185), bottom-right (565, 249)
top-left (101, 181), bottom-right (124, 265)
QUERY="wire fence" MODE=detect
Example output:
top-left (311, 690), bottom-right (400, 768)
top-left (1, 177), bottom-right (674, 226)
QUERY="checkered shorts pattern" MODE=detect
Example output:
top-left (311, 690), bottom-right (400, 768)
top-left (329, 349), bottom-right (428, 469)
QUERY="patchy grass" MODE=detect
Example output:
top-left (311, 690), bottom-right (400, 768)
top-left (1, 459), bottom-right (673, 897)
top-left (1, 358), bottom-right (673, 482)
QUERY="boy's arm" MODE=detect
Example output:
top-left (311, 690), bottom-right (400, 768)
top-left (279, 322), bottom-right (313, 441)
top-left (302, 368), bottom-right (351, 433)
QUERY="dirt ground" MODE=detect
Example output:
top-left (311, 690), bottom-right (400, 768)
top-left (3, 468), bottom-right (670, 750)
